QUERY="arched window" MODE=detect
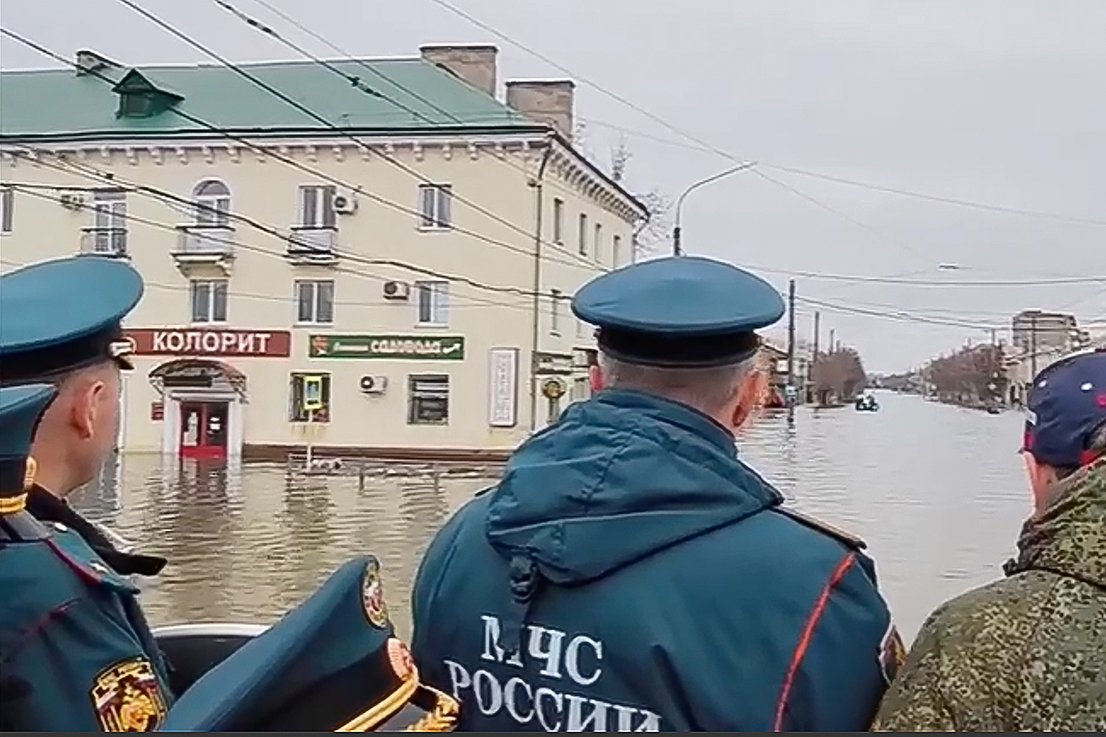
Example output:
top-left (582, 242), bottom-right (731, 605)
top-left (192, 179), bottom-right (231, 227)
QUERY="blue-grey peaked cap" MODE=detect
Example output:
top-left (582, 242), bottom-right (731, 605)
top-left (0, 384), bottom-right (57, 496)
top-left (0, 256), bottom-right (144, 382)
top-left (572, 255), bottom-right (786, 368)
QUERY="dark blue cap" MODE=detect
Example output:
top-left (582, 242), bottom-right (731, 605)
top-left (572, 255), bottom-right (785, 367)
top-left (0, 384), bottom-right (56, 500)
top-left (0, 256), bottom-right (143, 383)
top-left (1023, 348), bottom-right (1106, 468)
top-left (161, 556), bottom-right (459, 732)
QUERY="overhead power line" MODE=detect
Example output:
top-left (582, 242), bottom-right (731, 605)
top-left (6, 156), bottom-right (569, 302)
top-left (0, 26), bottom-right (604, 277)
top-left (759, 164), bottom-right (1106, 229)
top-left (428, 0), bottom-right (1106, 231)
top-left (749, 265), bottom-right (1105, 287)
top-left (108, 0), bottom-right (584, 259)
top-left (212, 0), bottom-right (592, 207)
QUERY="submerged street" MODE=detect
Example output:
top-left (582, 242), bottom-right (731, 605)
top-left (74, 390), bottom-right (1029, 644)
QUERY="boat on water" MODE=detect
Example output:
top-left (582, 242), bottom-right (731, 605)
top-left (854, 390), bottom-right (880, 412)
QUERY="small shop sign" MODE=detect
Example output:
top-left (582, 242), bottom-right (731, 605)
top-left (488, 348), bottom-right (519, 427)
top-left (309, 335), bottom-right (465, 360)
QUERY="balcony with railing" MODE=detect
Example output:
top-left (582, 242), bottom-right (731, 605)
top-left (79, 227), bottom-right (128, 258)
top-left (286, 226), bottom-right (339, 265)
top-left (172, 224), bottom-right (236, 274)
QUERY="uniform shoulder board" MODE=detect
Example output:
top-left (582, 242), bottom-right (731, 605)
top-left (775, 506), bottom-right (868, 550)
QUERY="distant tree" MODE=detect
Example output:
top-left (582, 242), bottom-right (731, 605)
top-left (811, 347), bottom-right (867, 403)
top-left (926, 344), bottom-right (1006, 404)
top-left (608, 138), bottom-right (672, 259)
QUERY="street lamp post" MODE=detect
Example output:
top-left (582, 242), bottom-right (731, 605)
top-left (672, 161), bottom-right (757, 256)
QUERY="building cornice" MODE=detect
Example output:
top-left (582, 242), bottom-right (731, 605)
top-left (1, 129), bottom-right (646, 225)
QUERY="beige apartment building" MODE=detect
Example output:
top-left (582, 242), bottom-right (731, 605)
top-left (0, 45), bottom-right (647, 461)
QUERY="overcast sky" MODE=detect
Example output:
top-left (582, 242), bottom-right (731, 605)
top-left (2, 0), bottom-right (1104, 372)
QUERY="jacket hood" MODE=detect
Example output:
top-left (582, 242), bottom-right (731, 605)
top-left (1007, 456), bottom-right (1106, 590)
top-left (485, 389), bottom-right (782, 586)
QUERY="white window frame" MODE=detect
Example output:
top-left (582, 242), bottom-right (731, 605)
top-left (415, 281), bottom-right (449, 326)
top-left (550, 288), bottom-right (563, 335)
top-left (613, 234), bottom-right (623, 266)
top-left (88, 189), bottom-right (127, 255)
top-left (594, 222), bottom-right (603, 262)
top-left (298, 184), bottom-right (337, 229)
top-left (407, 374), bottom-right (450, 425)
top-left (578, 213), bottom-right (588, 255)
top-left (418, 184), bottom-right (453, 230)
top-left (295, 279), bottom-right (335, 325)
top-left (193, 179), bottom-right (232, 227)
top-left (189, 280), bottom-right (228, 324)
top-left (552, 197), bottom-right (564, 244)
top-left (0, 187), bottom-right (13, 234)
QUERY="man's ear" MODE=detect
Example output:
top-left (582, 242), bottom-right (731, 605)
top-left (69, 377), bottom-right (106, 440)
top-left (730, 369), bottom-right (765, 429)
top-left (588, 364), bottom-right (604, 393)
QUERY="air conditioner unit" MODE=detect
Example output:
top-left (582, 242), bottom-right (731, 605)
top-left (359, 375), bottom-right (388, 394)
top-left (59, 192), bottom-right (86, 210)
top-left (382, 281), bottom-right (410, 300)
top-left (333, 194), bottom-right (357, 214)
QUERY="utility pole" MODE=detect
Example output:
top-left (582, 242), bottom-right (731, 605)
top-left (813, 311), bottom-right (821, 356)
top-left (1030, 313), bottom-right (1038, 379)
top-left (786, 280), bottom-right (796, 393)
top-left (829, 328), bottom-right (836, 354)
top-left (811, 310), bottom-right (821, 402)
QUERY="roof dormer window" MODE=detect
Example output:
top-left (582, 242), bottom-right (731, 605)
top-left (111, 69), bottom-right (184, 119)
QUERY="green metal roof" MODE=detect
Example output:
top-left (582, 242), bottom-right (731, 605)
top-left (0, 56), bottom-right (543, 141)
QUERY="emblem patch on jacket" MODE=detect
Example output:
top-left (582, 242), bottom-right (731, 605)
top-left (878, 622), bottom-right (907, 685)
top-left (362, 559), bottom-right (390, 629)
top-left (90, 657), bottom-right (167, 731)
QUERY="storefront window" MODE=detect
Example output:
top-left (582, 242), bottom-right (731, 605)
top-left (408, 375), bottom-right (450, 425)
top-left (289, 372), bottom-right (331, 422)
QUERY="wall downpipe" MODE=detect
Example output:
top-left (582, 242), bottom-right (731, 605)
top-left (529, 135), bottom-right (555, 433)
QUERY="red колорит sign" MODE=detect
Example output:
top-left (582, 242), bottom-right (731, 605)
top-left (123, 329), bottom-right (292, 357)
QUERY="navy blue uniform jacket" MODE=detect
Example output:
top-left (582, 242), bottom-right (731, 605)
top-left (412, 390), bottom-right (896, 731)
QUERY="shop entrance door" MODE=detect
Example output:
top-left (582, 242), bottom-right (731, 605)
top-left (179, 401), bottom-right (229, 459)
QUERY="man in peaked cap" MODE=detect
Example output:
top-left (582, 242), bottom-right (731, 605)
top-left (0, 256), bottom-right (174, 730)
top-left (411, 255), bottom-right (900, 731)
top-left (874, 348), bottom-right (1106, 732)
top-left (162, 555), bottom-right (460, 732)
top-left (0, 383), bottom-right (170, 731)
top-left (0, 256), bottom-right (165, 578)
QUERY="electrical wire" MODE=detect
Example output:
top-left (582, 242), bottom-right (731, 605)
top-left (4, 156), bottom-right (571, 303)
top-left (111, 0), bottom-right (636, 269)
top-left (5, 184), bottom-right (553, 317)
top-left (428, 0), bottom-right (1106, 232)
top-left (0, 25), bottom-right (609, 277)
top-left (220, 0), bottom-right (596, 207)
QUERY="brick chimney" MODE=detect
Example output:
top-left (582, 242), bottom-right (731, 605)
top-left (419, 44), bottom-right (498, 97)
top-left (505, 80), bottom-right (575, 140)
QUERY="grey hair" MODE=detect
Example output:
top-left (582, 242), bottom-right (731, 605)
top-left (597, 350), bottom-right (760, 414)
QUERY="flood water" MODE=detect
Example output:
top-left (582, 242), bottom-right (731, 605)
top-left (72, 390), bottom-right (1030, 645)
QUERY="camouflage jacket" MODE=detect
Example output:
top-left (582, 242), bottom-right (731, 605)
top-left (872, 457), bottom-right (1106, 732)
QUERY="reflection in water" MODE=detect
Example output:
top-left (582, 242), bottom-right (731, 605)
top-left (70, 392), bottom-right (1029, 644)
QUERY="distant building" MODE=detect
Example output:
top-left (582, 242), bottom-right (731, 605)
top-left (1011, 310), bottom-right (1077, 353)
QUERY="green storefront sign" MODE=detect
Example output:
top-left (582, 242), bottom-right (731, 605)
top-left (309, 334), bottom-right (465, 360)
